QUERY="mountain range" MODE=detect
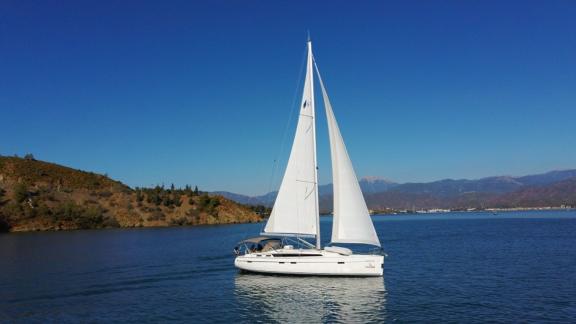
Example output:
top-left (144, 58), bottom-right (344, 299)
top-left (214, 177), bottom-right (398, 206)
top-left (216, 170), bottom-right (576, 211)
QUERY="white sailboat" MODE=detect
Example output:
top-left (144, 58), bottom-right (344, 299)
top-left (234, 38), bottom-right (384, 276)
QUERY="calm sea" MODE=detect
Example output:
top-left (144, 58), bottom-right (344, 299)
top-left (1, 211), bottom-right (575, 323)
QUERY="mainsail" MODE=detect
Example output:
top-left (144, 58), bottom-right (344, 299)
top-left (263, 40), bottom-right (319, 239)
top-left (314, 61), bottom-right (381, 247)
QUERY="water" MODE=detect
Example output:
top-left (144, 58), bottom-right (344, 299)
top-left (1, 211), bottom-right (575, 323)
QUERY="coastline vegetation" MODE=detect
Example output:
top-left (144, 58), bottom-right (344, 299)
top-left (0, 155), bottom-right (262, 233)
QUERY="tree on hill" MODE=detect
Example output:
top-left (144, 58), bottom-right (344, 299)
top-left (249, 204), bottom-right (271, 216)
top-left (173, 192), bottom-right (182, 207)
top-left (184, 185), bottom-right (193, 197)
top-left (145, 186), bottom-right (163, 205)
top-left (198, 194), bottom-right (220, 215)
top-left (0, 188), bottom-right (10, 230)
top-left (135, 188), bottom-right (144, 202)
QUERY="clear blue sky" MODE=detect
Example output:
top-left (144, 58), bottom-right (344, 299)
top-left (1, 1), bottom-right (575, 195)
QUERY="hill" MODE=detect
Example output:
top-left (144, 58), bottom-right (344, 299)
top-left (0, 156), bottom-right (262, 232)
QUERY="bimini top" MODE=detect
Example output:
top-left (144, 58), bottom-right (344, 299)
top-left (236, 236), bottom-right (281, 245)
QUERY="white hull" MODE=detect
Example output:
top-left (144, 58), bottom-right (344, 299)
top-left (235, 249), bottom-right (384, 277)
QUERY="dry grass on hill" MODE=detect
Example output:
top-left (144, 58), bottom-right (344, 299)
top-left (0, 156), bottom-right (262, 232)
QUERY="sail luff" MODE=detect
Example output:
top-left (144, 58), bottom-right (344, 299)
top-left (308, 40), bottom-right (321, 249)
top-left (313, 60), bottom-right (381, 247)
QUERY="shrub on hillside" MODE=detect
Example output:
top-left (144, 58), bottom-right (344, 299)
top-left (0, 188), bottom-right (6, 206)
top-left (51, 201), bottom-right (107, 229)
top-left (98, 191), bottom-right (113, 198)
top-left (135, 189), bottom-right (144, 202)
top-left (147, 210), bottom-right (165, 221)
top-left (173, 194), bottom-right (182, 207)
top-left (0, 212), bottom-right (10, 232)
top-left (14, 183), bottom-right (28, 203)
top-left (198, 194), bottom-right (220, 215)
top-left (170, 217), bottom-right (191, 226)
top-left (2, 202), bottom-right (23, 219)
top-left (75, 206), bottom-right (104, 229)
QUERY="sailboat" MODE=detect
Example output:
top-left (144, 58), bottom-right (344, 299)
top-left (234, 38), bottom-right (384, 276)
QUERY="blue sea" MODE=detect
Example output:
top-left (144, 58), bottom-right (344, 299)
top-left (1, 211), bottom-right (575, 323)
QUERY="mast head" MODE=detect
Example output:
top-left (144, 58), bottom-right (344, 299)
top-left (307, 30), bottom-right (311, 43)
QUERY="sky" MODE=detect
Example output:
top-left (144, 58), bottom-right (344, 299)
top-left (1, 1), bottom-right (575, 195)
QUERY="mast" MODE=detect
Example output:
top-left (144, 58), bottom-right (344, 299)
top-left (308, 39), bottom-right (321, 250)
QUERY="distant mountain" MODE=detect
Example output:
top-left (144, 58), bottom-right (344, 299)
top-left (516, 170), bottom-right (576, 186)
top-left (218, 169), bottom-right (576, 210)
top-left (316, 177), bottom-right (398, 213)
top-left (488, 177), bottom-right (576, 208)
top-left (216, 177), bottom-right (398, 208)
top-left (364, 191), bottom-right (499, 210)
top-left (367, 170), bottom-right (576, 210)
top-left (317, 177), bottom-right (398, 197)
top-left (392, 170), bottom-right (576, 197)
top-left (390, 176), bottom-right (524, 197)
top-left (213, 191), bottom-right (277, 206)
top-left (359, 177), bottom-right (399, 194)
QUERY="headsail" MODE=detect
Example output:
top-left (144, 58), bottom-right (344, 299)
top-left (314, 60), bottom-right (381, 247)
top-left (263, 40), bottom-right (319, 239)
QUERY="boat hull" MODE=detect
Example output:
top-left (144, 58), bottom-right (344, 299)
top-left (234, 251), bottom-right (384, 277)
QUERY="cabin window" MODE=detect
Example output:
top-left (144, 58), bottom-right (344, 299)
top-left (338, 262), bottom-right (345, 264)
top-left (272, 254), bottom-right (322, 257)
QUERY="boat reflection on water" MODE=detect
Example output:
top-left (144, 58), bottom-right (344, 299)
top-left (234, 273), bottom-right (387, 323)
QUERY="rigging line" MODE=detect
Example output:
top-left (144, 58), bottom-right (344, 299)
top-left (296, 179), bottom-right (316, 184)
top-left (268, 44), bottom-right (308, 195)
top-left (312, 54), bottom-right (328, 96)
top-left (259, 44), bottom-right (308, 236)
top-left (304, 184), bottom-right (316, 200)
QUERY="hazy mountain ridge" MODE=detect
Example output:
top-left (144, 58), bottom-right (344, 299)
top-left (216, 177), bottom-right (399, 207)
top-left (218, 170), bottom-right (576, 210)
top-left (488, 177), bottom-right (576, 208)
